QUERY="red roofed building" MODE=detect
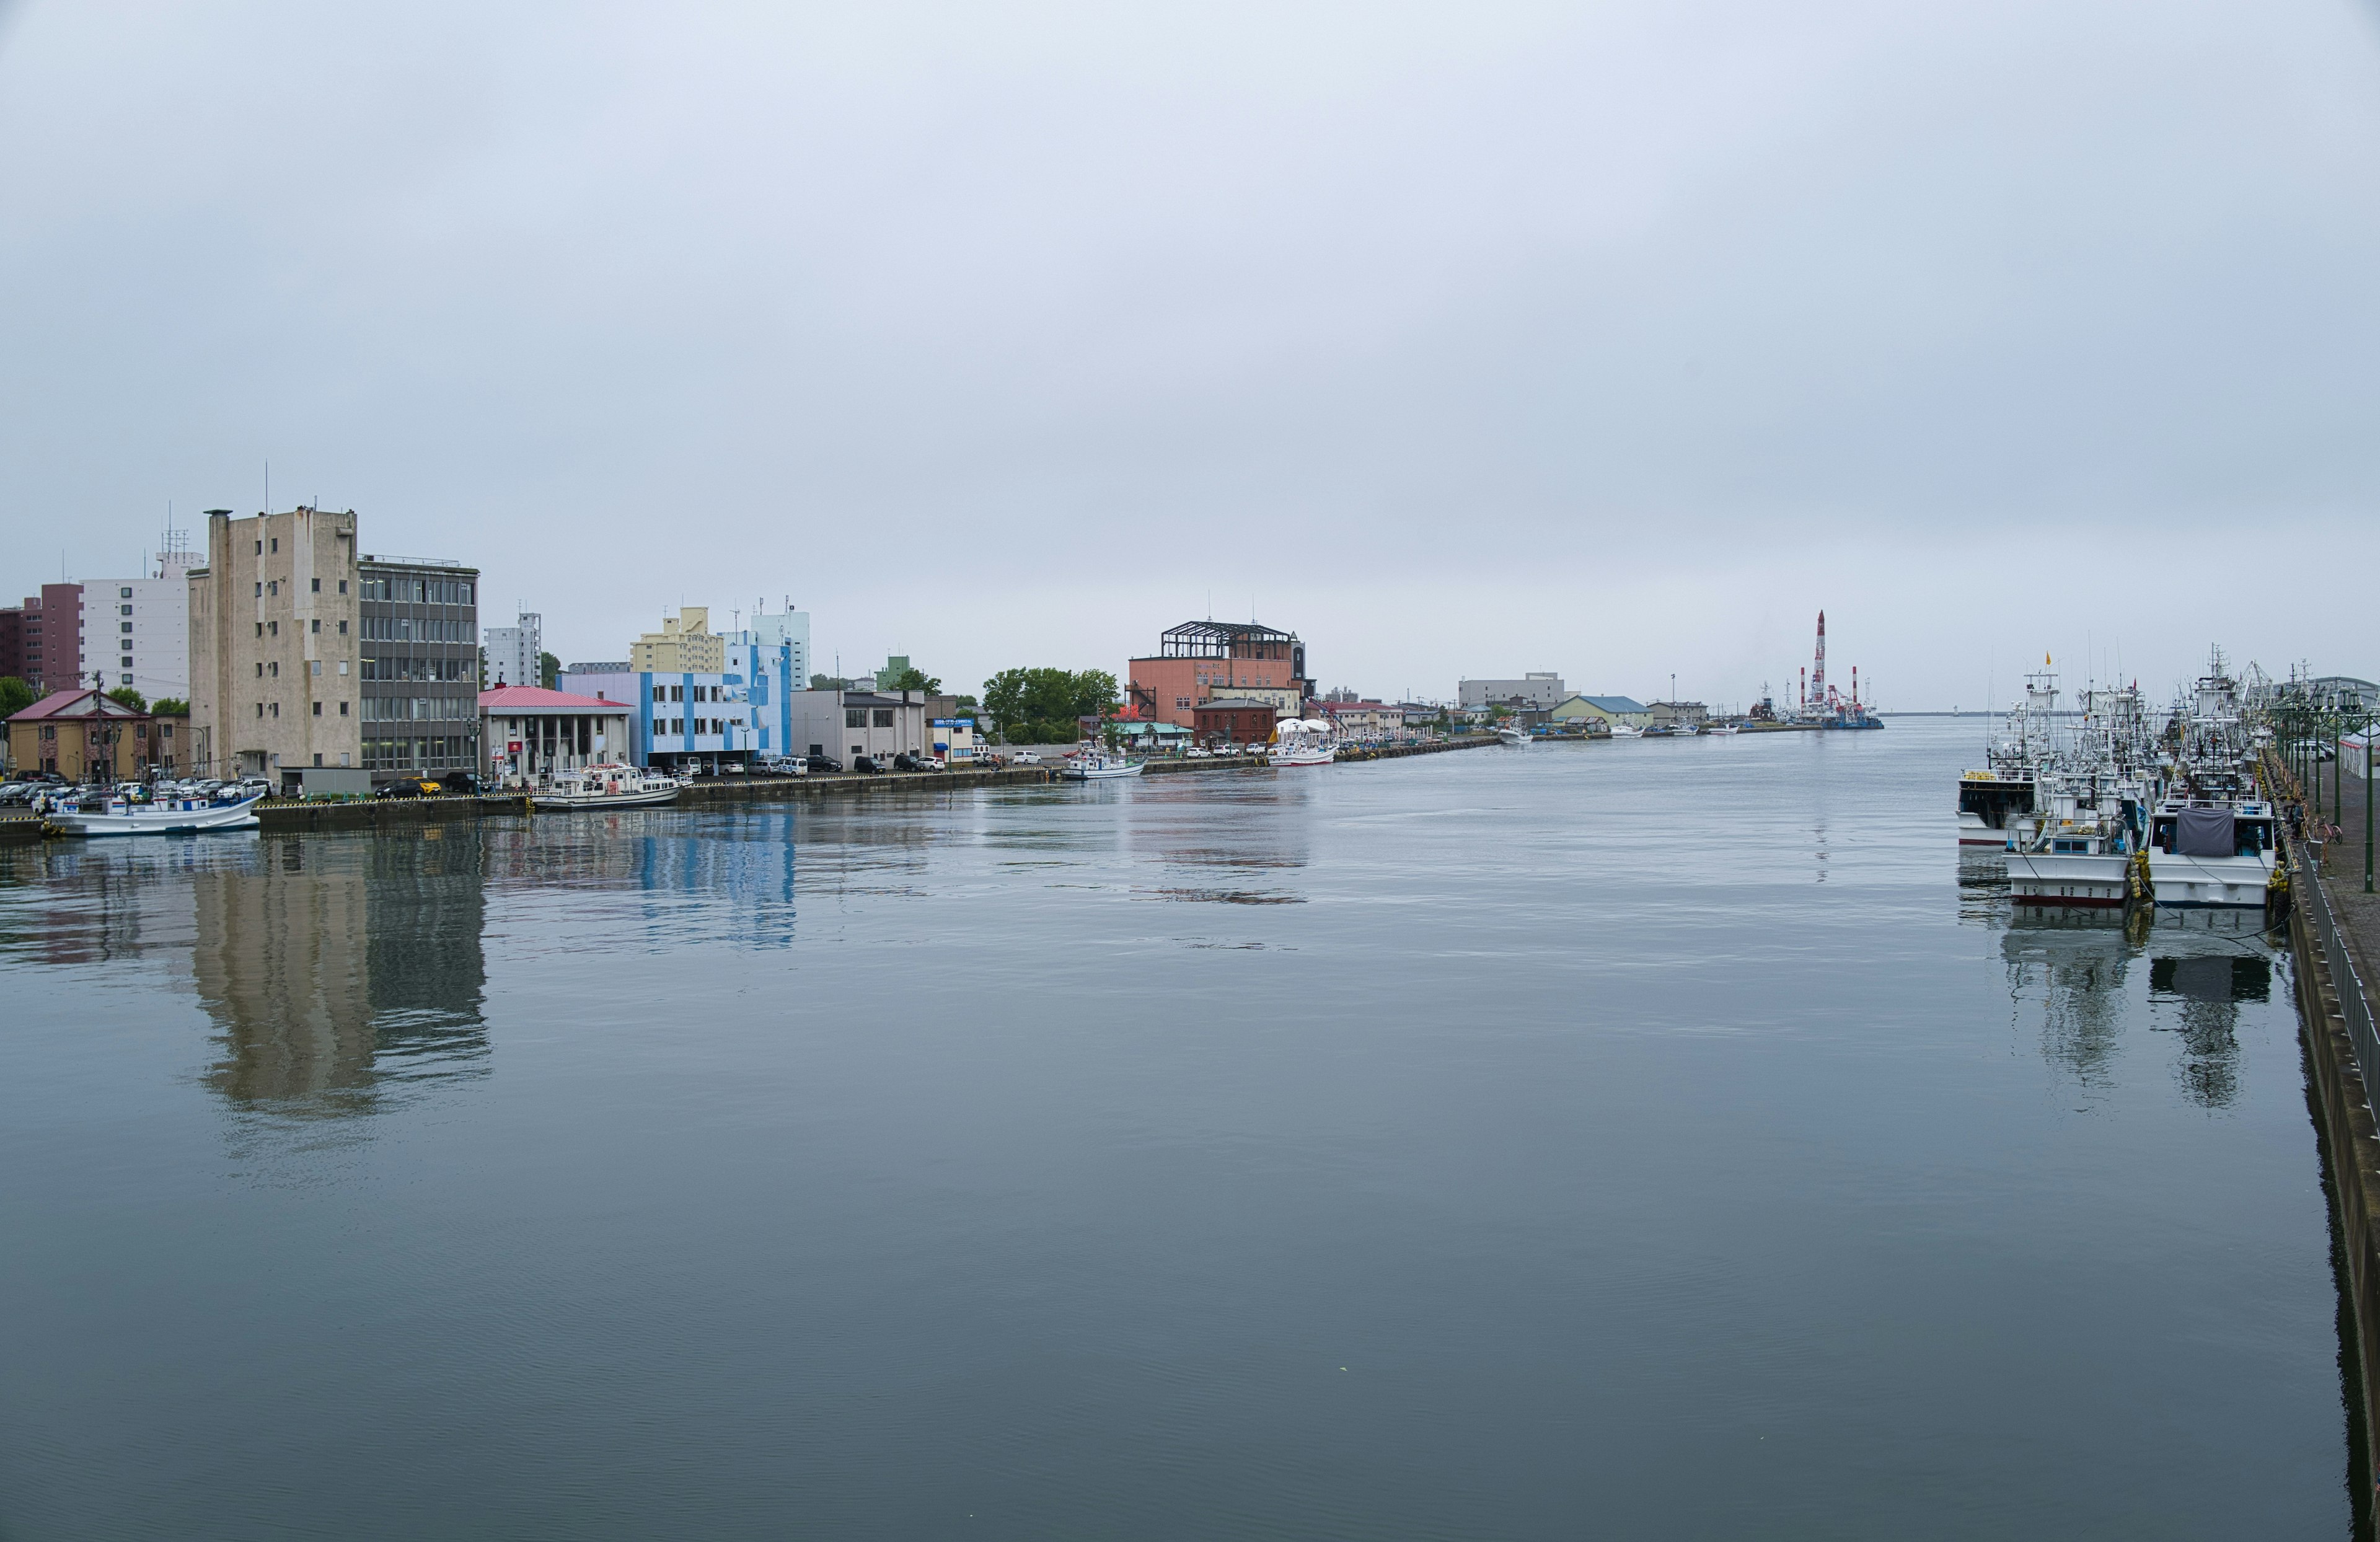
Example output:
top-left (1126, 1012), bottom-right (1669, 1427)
top-left (6, 687), bottom-right (190, 782)
top-left (478, 685), bottom-right (633, 785)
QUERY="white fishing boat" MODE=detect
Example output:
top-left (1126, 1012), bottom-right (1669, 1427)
top-left (1269, 718), bottom-right (1339, 767)
top-left (2005, 771), bottom-right (2144, 909)
top-left (1706, 723), bottom-right (1740, 736)
top-left (1059, 751), bottom-right (1144, 780)
top-left (44, 788), bottom-right (264, 836)
top-left (536, 763), bottom-right (679, 809)
top-left (1496, 725), bottom-right (1528, 747)
top-left (1608, 723), bottom-right (1645, 740)
top-left (2144, 796), bottom-right (2278, 909)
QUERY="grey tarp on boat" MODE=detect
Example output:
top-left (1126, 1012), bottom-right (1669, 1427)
top-left (2175, 806), bottom-right (2236, 857)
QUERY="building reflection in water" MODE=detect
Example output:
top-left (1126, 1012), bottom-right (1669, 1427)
top-left (482, 808), bottom-right (801, 949)
top-left (195, 830), bottom-right (488, 1116)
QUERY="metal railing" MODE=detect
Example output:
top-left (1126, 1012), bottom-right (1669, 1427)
top-left (2302, 847), bottom-right (2380, 1112)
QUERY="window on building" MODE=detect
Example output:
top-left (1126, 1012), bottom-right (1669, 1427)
top-left (338, 620), bottom-right (347, 634)
top-left (338, 579), bottom-right (347, 594)
top-left (255, 540), bottom-right (262, 555)
top-left (268, 581), bottom-right (278, 596)
top-left (255, 583), bottom-right (262, 597)
top-left (120, 604), bottom-right (131, 615)
top-left (873, 708), bottom-right (894, 728)
top-left (271, 702), bottom-right (279, 717)
top-left (270, 662), bottom-right (279, 677)
top-left (311, 619), bottom-right (320, 633)
top-left (268, 621), bottom-right (278, 636)
top-left (118, 588), bottom-right (131, 599)
top-left (845, 708), bottom-right (864, 728)
top-left (311, 578), bottom-right (320, 592)
top-left (312, 702), bottom-right (322, 716)
top-left (120, 622), bottom-right (131, 633)
top-left (255, 703), bottom-right (262, 717)
top-left (270, 537), bottom-right (278, 552)
top-left (339, 702), bottom-right (348, 716)
top-left (255, 622), bottom-right (263, 637)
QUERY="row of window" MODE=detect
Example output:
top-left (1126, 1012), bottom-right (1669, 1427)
top-left (363, 656), bottom-right (471, 682)
top-left (363, 695), bottom-right (474, 722)
top-left (359, 576), bottom-right (472, 604)
top-left (250, 619), bottom-right (347, 638)
top-left (362, 734), bottom-right (474, 770)
top-left (653, 683), bottom-right (731, 703)
top-left (845, 708), bottom-right (897, 728)
top-left (359, 616), bottom-right (469, 642)
top-left (655, 718), bottom-right (741, 736)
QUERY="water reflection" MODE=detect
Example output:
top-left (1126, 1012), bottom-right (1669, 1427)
top-left (480, 809), bottom-right (800, 949)
top-left (1996, 897), bottom-right (2278, 1110)
top-left (196, 833), bottom-right (487, 1116)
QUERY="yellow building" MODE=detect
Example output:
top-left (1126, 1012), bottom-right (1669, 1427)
top-left (629, 607), bottom-right (725, 673)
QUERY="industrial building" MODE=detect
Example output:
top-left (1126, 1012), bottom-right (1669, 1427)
top-left (1128, 620), bottom-right (1311, 729)
top-left (1458, 673), bottom-right (1567, 710)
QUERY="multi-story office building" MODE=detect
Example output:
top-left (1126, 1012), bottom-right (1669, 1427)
top-left (2, 583), bottom-right (86, 693)
top-left (86, 537), bottom-right (200, 702)
top-left (630, 606), bottom-right (725, 673)
top-left (188, 507), bottom-right (478, 785)
top-left (358, 553), bottom-right (481, 780)
top-left (483, 610), bottom-right (542, 687)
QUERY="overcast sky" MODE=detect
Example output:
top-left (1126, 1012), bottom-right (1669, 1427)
top-left (2, 1), bottom-right (2376, 708)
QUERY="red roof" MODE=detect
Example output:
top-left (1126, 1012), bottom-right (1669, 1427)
top-left (477, 685), bottom-right (631, 713)
top-left (7, 687), bottom-right (147, 722)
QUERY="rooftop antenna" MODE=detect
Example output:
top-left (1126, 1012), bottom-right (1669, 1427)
top-left (263, 458), bottom-right (270, 516)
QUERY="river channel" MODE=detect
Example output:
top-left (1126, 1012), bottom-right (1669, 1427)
top-left (0, 721), bottom-right (2350, 1538)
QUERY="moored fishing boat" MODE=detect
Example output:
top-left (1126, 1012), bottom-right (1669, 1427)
top-left (1270, 718), bottom-right (1339, 767)
top-left (1060, 751), bottom-right (1144, 780)
top-left (1608, 723), bottom-right (1645, 740)
top-left (43, 787), bottom-right (264, 836)
top-left (536, 763), bottom-right (679, 809)
top-left (2144, 796), bottom-right (2278, 909)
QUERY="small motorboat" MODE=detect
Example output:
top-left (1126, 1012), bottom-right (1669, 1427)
top-left (536, 764), bottom-right (681, 808)
top-left (1496, 726), bottom-right (1529, 747)
top-left (1608, 724), bottom-right (1645, 739)
top-left (1706, 724), bottom-right (1740, 736)
top-left (1059, 751), bottom-right (1144, 780)
top-left (43, 787), bottom-right (264, 836)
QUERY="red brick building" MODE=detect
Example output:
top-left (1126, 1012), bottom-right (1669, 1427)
top-left (1, 583), bottom-right (84, 693)
top-left (1194, 697), bottom-right (1279, 749)
top-left (1129, 620), bottom-right (1310, 729)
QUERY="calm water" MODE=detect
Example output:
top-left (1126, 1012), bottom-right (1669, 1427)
top-left (0, 723), bottom-right (2350, 1539)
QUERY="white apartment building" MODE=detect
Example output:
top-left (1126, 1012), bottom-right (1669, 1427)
top-left (484, 611), bottom-right (542, 687)
top-left (87, 540), bottom-right (200, 702)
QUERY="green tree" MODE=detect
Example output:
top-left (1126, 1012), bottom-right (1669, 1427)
top-left (151, 696), bottom-right (189, 716)
top-left (889, 665), bottom-right (942, 694)
top-left (982, 667), bottom-right (1120, 743)
top-left (538, 651), bottom-right (560, 689)
top-left (107, 686), bottom-right (148, 713)
top-left (0, 676), bottom-right (32, 718)
top-left (811, 673), bottom-right (861, 692)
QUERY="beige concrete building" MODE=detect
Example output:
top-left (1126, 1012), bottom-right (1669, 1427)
top-left (189, 507), bottom-right (365, 781)
top-left (189, 507), bottom-right (478, 785)
top-left (630, 606), bottom-right (725, 673)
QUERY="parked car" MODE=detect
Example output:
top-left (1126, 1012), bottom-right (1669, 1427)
top-left (853, 754), bottom-right (886, 774)
top-left (233, 778), bottom-right (273, 800)
top-left (1011, 751), bottom-right (1042, 765)
top-left (376, 778), bottom-right (438, 800)
top-left (439, 771), bottom-right (480, 796)
top-left (0, 783), bottom-right (29, 806)
top-left (801, 754), bottom-right (842, 774)
top-left (892, 751), bottom-right (940, 772)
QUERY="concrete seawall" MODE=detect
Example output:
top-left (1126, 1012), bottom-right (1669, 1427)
top-left (3, 737), bottom-right (1504, 842)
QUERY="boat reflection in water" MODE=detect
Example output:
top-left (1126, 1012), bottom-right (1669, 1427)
top-left (1998, 905), bottom-right (2276, 1111)
top-left (195, 831), bottom-right (488, 1119)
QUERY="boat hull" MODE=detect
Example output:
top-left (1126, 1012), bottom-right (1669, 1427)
top-left (1060, 764), bottom-right (1144, 780)
top-left (535, 786), bottom-right (679, 809)
top-left (2006, 851), bottom-right (2130, 907)
top-left (2144, 851), bottom-right (2274, 909)
top-left (49, 793), bottom-right (264, 836)
top-left (1269, 749), bottom-right (1334, 767)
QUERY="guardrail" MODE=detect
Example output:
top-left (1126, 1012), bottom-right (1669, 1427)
top-left (2301, 846), bottom-right (2380, 1114)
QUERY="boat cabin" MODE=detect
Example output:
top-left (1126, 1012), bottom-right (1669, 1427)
top-left (2149, 800), bottom-right (2276, 859)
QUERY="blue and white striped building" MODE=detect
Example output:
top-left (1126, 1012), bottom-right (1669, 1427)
top-left (562, 606), bottom-right (810, 770)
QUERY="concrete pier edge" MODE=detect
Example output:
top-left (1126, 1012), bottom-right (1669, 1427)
top-left (2281, 793), bottom-right (2380, 1514)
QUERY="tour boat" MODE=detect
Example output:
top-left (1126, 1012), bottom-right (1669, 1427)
top-left (536, 764), bottom-right (680, 809)
top-left (1269, 719), bottom-right (1339, 767)
top-left (44, 788), bottom-right (264, 836)
top-left (1059, 751), bottom-right (1144, 780)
